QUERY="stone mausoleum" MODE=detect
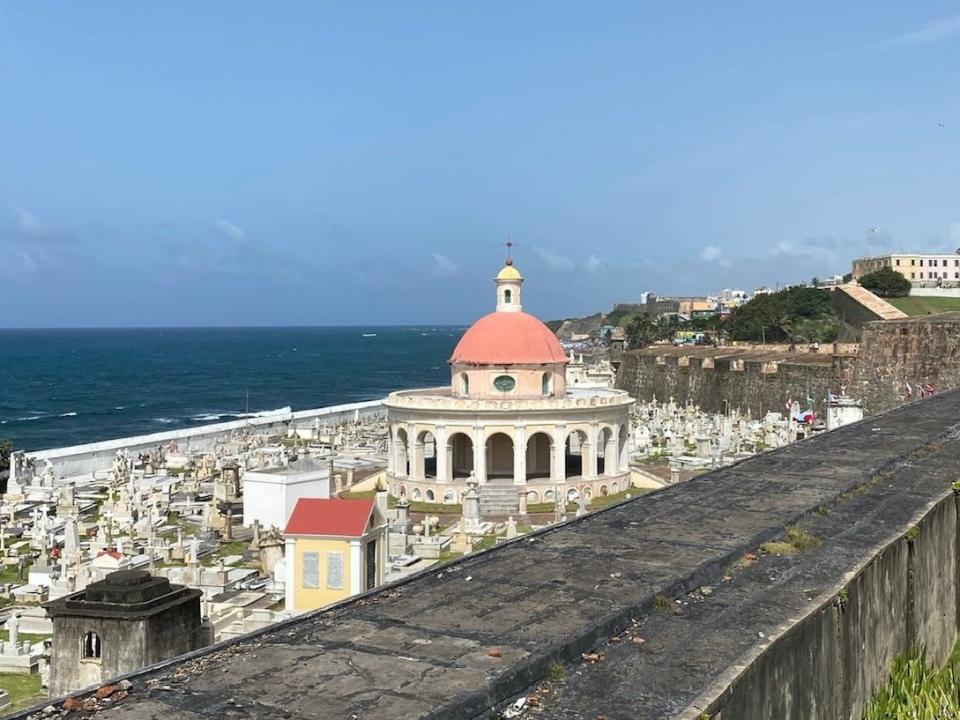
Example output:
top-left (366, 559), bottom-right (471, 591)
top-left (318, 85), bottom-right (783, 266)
top-left (44, 569), bottom-right (203, 697)
top-left (385, 258), bottom-right (634, 514)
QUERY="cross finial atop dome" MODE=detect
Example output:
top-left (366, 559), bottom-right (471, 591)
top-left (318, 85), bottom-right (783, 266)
top-left (502, 238), bottom-right (516, 266)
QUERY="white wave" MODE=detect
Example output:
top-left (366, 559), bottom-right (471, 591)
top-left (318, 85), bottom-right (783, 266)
top-left (153, 418), bottom-right (176, 424)
top-left (114, 406), bottom-right (125, 410)
top-left (16, 415), bottom-right (43, 422)
top-left (233, 406), bottom-right (292, 419)
top-left (59, 412), bottom-right (78, 417)
top-left (192, 413), bottom-right (224, 422)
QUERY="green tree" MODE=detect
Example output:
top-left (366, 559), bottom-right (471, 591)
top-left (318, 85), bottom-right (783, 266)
top-left (858, 267), bottom-right (911, 297)
top-left (624, 314), bottom-right (655, 349)
top-left (726, 287), bottom-right (838, 343)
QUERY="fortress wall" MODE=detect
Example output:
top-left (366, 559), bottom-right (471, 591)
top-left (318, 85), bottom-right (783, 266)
top-left (17, 400), bottom-right (385, 480)
top-left (618, 315), bottom-right (960, 419)
top-left (854, 315), bottom-right (960, 415)
top-left (616, 352), bottom-right (844, 416)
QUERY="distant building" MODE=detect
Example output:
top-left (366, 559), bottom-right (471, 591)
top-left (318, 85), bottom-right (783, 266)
top-left (608, 327), bottom-right (626, 354)
top-left (45, 570), bottom-right (202, 696)
top-left (283, 497), bottom-right (386, 613)
top-left (852, 252), bottom-right (960, 284)
top-left (644, 296), bottom-right (680, 316)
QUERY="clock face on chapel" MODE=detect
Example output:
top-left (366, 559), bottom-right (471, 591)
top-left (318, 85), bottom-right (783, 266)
top-left (493, 375), bottom-right (516, 392)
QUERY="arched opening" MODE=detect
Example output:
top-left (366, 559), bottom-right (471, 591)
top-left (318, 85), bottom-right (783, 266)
top-left (596, 427), bottom-right (611, 475)
top-left (425, 489), bottom-right (435, 503)
top-left (415, 430), bottom-right (437, 480)
top-left (394, 428), bottom-right (409, 477)
top-left (541, 372), bottom-right (551, 396)
top-left (618, 425), bottom-right (630, 471)
top-left (525, 432), bottom-right (552, 481)
top-left (598, 426), bottom-right (618, 475)
top-left (504, 288), bottom-right (512, 304)
top-left (442, 490), bottom-right (457, 504)
top-left (82, 631), bottom-right (101, 660)
top-left (461, 373), bottom-right (469, 395)
top-left (565, 429), bottom-right (588, 478)
top-left (448, 432), bottom-right (474, 480)
top-left (485, 432), bottom-right (515, 483)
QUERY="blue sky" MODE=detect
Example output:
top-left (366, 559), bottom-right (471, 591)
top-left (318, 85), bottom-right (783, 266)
top-left (2, 2), bottom-right (960, 327)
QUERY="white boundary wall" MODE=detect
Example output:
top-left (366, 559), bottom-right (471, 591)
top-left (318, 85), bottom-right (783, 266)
top-left (910, 287), bottom-right (960, 297)
top-left (18, 400), bottom-right (386, 481)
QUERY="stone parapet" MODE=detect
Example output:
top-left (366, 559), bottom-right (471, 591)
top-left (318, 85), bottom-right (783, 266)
top-left (385, 387), bottom-right (634, 413)
top-left (12, 390), bottom-right (960, 720)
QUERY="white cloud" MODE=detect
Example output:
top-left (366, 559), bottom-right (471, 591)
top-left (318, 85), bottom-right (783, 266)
top-left (699, 245), bottom-right (723, 262)
top-left (584, 254), bottom-right (607, 272)
top-left (10, 204), bottom-right (40, 234)
top-left (431, 252), bottom-right (458, 276)
top-left (889, 15), bottom-right (960, 47)
top-left (215, 220), bottom-right (247, 243)
top-left (536, 247), bottom-right (575, 272)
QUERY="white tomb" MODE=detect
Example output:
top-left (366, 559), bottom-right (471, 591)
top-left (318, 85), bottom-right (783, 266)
top-left (242, 457), bottom-right (331, 531)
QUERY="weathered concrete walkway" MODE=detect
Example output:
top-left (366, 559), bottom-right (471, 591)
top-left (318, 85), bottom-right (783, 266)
top-left (15, 391), bottom-right (960, 720)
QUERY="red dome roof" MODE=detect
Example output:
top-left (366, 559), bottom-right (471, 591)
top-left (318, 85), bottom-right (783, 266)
top-left (450, 312), bottom-right (568, 365)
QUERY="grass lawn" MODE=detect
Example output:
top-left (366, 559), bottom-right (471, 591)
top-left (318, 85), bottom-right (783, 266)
top-left (0, 630), bottom-right (49, 645)
top-left (202, 540), bottom-right (251, 566)
top-left (0, 672), bottom-right (44, 712)
top-left (339, 490), bottom-right (461, 515)
top-left (887, 295), bottom-right (960, 316)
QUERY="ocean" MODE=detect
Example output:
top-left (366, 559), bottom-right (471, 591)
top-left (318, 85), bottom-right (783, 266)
top-left (0, 327), bottom-right (463, 452)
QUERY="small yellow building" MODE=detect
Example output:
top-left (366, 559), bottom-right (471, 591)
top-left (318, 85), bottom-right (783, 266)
top-left (283, 498), bottom-right (386, 613)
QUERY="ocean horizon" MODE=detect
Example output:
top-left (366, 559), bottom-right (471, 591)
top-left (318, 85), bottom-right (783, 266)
top-left (0, 326), bottom-right (465, 452)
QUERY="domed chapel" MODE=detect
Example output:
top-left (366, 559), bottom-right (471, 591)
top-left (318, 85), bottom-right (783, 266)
top-left (385, 255), bottom-right (634, 515)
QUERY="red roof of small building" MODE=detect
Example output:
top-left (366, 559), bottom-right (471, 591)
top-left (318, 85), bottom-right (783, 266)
top-left (450, 311), bottom-right (568, 365)
top-left (284, 498), bottom-right (376, 537)
top-left (96, 550), bottom-right (123, 560)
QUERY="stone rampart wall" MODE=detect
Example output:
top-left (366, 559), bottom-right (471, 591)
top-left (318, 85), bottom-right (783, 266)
top-left (705, 488), bottom-right (958, 720)
top-left (853, 315), bottom-right (960, 415)
top-left (831, 285), bottom-right (888, 332)
top-left (618, 315), bottom-right (960, 418)
top-left (616, 353), bottom-right (849, 416)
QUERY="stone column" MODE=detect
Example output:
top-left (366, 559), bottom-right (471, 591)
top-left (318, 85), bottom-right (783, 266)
top-left (606, 430), bottom-right (619, 475)
top-left (387, 428), bottom-right (396, 474)
top-left (584, 424), bottom-right (599, 480)
top-left (412, 440), bottom-right (424, 481)
top-left (518, 490), bottom-right (528, 515)
top-left (513, 425), bottom-right (526, 485)
top-left (552, 426), bottom-right (567, 482)
top-left (434, 425), bottom-right (448, 483)
top-left (473, 427), bottom-right (487, 483)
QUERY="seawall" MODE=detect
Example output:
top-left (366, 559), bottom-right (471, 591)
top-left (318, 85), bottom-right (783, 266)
top-left (14, 390), bottom-right (960, 720)
top-left (12, 400), bottom-right (385, 481)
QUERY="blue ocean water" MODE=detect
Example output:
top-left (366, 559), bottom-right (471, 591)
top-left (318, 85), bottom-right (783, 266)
top-left (0, 327), bottom-right (463, 451)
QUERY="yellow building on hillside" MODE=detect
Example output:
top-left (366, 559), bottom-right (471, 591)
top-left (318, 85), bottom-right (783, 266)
top-left (852, 253), bottom-right (960, 283)
top-left (283, 497), bottom-right (387, 613)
